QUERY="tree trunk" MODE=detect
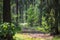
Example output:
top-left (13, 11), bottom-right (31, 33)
top-left (3, 0), bottom-right (11, 23)
top-left (54, 0), bottom-right (59, 34)
top-left (0, 14), bottom-right (1, 23)
top-left (3, 0), bottom-right (12, 40)
top-left (54, 9), bottom-right (59, 34)
top-left (39, 0), bottom-right (42, 26)
top-left (16, 0), bottom-right (18, 26)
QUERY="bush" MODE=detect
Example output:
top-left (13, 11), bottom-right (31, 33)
top-left (0, 22), bottom-right (21, 40)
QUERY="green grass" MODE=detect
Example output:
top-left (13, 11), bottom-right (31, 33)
top-left (53, 35), bottom-right (60, 40)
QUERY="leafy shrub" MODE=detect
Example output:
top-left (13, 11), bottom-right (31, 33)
top-left (0, 22), bottom-right (21, 40)
top-left (26, 4), bottom-right (39, 27)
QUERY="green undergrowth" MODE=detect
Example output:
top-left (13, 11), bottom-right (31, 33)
top-left (53, 35), bottom-right (60, 40)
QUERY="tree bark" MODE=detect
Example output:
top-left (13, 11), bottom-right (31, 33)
top-left (3, 0), bottom-right (11, 23)
top-left (54, 0), bottom-right (59, 34)
top-left (3, 0), bottom-right (12, 40)
top-left (54, 10), bottom-right (59, 34)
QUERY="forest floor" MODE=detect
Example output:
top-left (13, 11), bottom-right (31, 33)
top-left (22, 33), bottom-right (53, 40)
top-left (14, 33), bottom-right (54, 40)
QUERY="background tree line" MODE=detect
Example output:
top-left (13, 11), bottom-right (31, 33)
top-left (0, 0), bottom-right (60, 38)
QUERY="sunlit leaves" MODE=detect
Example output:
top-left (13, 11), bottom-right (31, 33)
top-left (27, 4), bottom-right (40, 26)
top-left (0, 23), bottom-right (21, 36)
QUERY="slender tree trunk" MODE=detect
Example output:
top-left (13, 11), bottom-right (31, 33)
top-left (39, 0), bottom-right (42, 26)
top-left (0, 14), bottom-right (1, 23)
top-left (54, 9), bottom-right (59, 34)
top-left (16, 0), bottom-right (18, 26)
top-left (54, 0), bottom-right (59, 34)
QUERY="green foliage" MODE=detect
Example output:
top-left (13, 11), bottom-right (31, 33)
top-left (48, 9), bottom-right (55, 26)
top-left (1, 0), bottom-right (59, 36)
top-left (41, 3), bottom-right (50, 32)
top-left (27, 4), bottom-right (34, 23)
top-left (42, 16), bottom-right (50, 32)
top-left (35, 27), bottom-right (46, 32)
top-left (27, 4), bottom-right (39, 26)
top-left (53, 35), bottom-right (60, 40)
top-left (48, 9), bottom-right (55, 32)
top-left (0, 22), bottom-right (21, 39)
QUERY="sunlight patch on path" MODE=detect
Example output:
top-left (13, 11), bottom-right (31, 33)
top-left (13, 33), bottom-right (53, 40)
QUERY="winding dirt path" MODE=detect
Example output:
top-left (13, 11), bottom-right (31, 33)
top-left (22, 33), bottom-right (53, 40)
